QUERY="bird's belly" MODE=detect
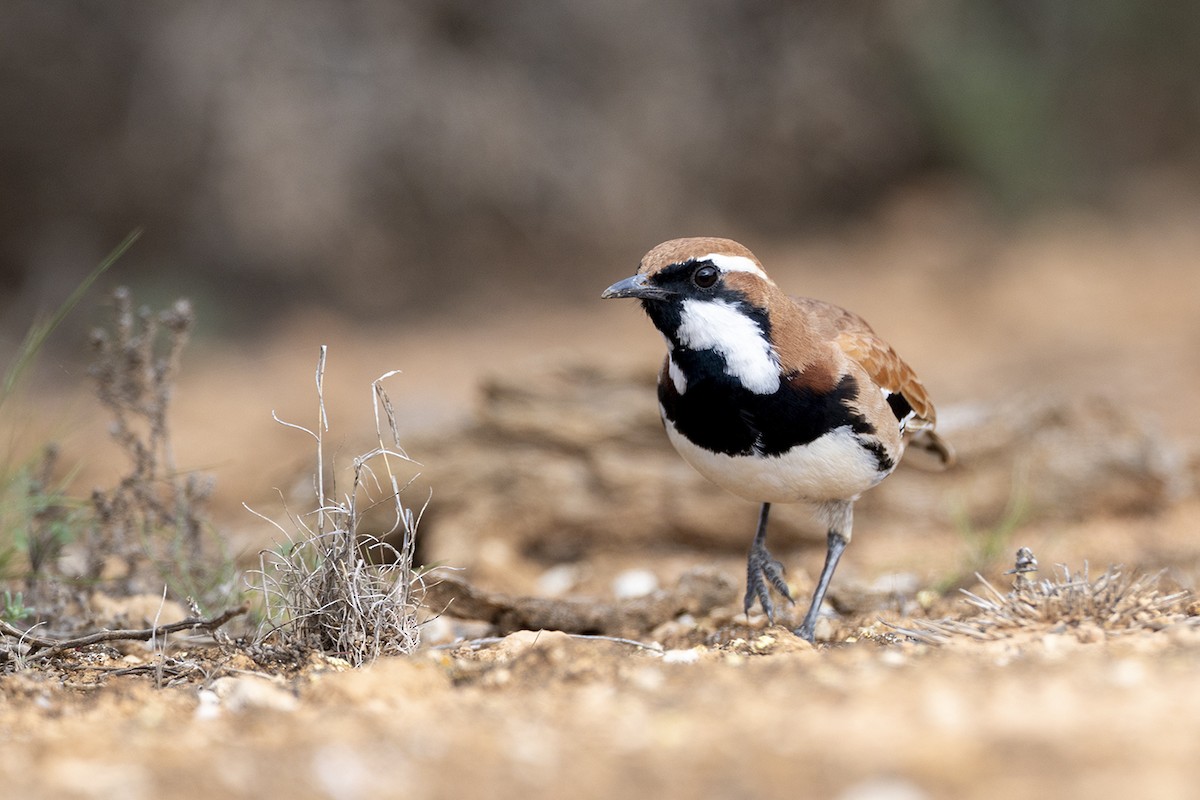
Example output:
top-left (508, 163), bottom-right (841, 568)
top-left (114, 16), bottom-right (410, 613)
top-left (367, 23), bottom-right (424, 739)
top-left (663, 418), bottom-right (888, 503)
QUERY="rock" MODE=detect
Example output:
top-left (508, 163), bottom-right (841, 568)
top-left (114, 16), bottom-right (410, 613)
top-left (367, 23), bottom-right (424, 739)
top-left (863, 394), bottom-right (1190, 523)
top-left (210, 675), bottom-right (298, 713)
top-left (496, 629), bottom-right (574, 660)
top-left (89, 593), bottom-right (189, 628)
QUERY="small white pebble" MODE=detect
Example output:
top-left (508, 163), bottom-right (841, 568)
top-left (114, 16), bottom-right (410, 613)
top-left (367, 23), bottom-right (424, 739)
top-left (536, 564), bottom-right (579, 597)
top-left (1110, 658), bottom-right (1146, 688)
top-left (868, 573), bottom-right (919, 595)
top-left (612, 568), bottom-right (659, 599)
top-left (631, 666), bottom-right (665, 691)
top-left (211, 675), bottom-right (298, 713)
top-left (418, 614), bottom-right (457, 646)
top-left (662, 648), bottom-right (701, 664)
top-left (813, 615), bottom-right (836, 642)
top-left (195, 689), bottom-right (221, 720)
top-left (312, 744), bottom-right (375, 800)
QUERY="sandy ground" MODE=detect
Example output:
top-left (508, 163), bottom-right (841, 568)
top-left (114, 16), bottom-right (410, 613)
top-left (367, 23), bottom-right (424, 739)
top-left (4, 181), bottom-right (1200, 799)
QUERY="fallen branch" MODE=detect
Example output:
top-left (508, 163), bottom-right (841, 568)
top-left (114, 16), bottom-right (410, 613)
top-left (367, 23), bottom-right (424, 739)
top-left (432, 632), bottom-right (663, 653)
top-left (424, 567), bottom-right (735, 636)
top-left (1, 604), bottom-right (249, 664)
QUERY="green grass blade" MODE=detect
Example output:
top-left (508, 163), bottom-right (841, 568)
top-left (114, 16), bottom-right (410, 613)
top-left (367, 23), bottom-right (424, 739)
top-left (0, 228), bottom-right (141, 408)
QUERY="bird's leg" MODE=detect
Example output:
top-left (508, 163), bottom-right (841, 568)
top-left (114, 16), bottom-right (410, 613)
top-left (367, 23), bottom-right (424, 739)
top-left (795, 501), bottom-right (854, 642)
top-left (743, 502), bottom-right (795, 623)
top-left (795, 529), bottom-right (849, 643)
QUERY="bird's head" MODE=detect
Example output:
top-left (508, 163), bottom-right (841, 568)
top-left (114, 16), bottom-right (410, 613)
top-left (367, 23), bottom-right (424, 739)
top-left (602, 237), bottom-right (780, 340)
top-left (602, 237), bottom-right (774, 303)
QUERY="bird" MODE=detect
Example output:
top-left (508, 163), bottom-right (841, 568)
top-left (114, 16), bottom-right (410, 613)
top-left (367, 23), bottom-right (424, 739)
top-left (601, 237), bottom-right (952, 642)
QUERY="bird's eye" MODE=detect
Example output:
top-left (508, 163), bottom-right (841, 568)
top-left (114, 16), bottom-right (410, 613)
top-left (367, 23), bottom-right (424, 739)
top-left (692, 265), bottom-right (719, 289)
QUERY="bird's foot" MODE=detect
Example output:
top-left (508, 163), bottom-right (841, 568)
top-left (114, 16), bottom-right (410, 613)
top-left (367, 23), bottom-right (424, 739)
top-left (743, 543), bottom-right (795, 624)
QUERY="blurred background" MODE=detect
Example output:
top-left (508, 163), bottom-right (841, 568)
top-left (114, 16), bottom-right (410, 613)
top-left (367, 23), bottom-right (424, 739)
top-left (0, 0), bottom-right (1199, 696)
top-left (3, 0), bottom-right (1200, 336)
top-left (5, 8), bottom-right (1200, 788)
top-left (2, 0), bottom-right (1200, 550)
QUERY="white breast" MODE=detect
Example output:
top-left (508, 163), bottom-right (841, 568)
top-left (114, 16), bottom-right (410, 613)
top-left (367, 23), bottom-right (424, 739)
top-left (663, 414), bottom-right (889, 504)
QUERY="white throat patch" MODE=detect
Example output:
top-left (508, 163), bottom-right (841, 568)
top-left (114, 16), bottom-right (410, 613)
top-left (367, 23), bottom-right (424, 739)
top-left (675, 298), bottom-right (781, 394)
top-left (667, 357), bottom-right (688, 394)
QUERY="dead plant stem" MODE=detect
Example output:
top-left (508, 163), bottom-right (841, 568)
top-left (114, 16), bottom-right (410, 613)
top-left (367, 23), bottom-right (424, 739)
top-left (1, 605), bottom-right (248, 663)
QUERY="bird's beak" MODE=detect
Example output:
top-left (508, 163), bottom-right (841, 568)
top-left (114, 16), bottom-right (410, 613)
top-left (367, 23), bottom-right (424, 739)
top-left (600, 274), bottom-right (671, 301)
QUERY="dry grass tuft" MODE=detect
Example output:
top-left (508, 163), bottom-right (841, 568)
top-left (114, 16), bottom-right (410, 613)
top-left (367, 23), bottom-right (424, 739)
top-left (902, 550), bottom-right (1197, 642)
top-left (251, 347), bottom-right (425, 666)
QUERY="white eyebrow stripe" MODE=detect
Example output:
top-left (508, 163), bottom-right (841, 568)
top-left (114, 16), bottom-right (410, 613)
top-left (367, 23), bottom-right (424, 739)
top-left (703, 253), bottom-right (772, 282)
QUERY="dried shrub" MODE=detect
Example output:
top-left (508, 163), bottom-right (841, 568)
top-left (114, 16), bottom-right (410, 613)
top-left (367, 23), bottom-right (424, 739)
top-left (908, 551), bottom-right (1197, 642)
top-left (85, 287), bottom-right (230, 606)
top-left (252, 347), bottom-right (425, 666)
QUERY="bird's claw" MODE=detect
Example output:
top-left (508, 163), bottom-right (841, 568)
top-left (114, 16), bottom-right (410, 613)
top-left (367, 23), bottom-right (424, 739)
top-left (744, 544), bottom-right (795, 623)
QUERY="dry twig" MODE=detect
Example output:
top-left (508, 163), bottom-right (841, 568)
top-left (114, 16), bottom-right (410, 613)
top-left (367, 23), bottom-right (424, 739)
top-left (0, 604), bottom-right (247, 664)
